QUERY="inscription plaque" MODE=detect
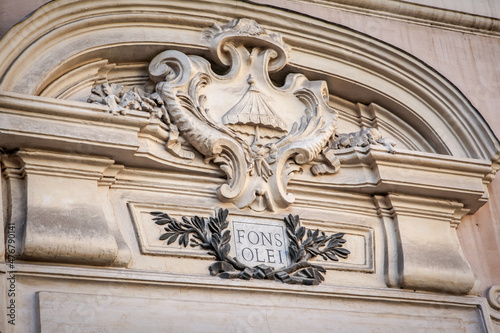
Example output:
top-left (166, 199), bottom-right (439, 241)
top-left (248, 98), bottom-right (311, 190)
top-left (152, 209), bottom-right (350, 285)
top-left (232, 220), bottom-right (290, 269)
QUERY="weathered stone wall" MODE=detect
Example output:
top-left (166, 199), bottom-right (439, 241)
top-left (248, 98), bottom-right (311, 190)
top-left (1, 0), bottom-right (499, 331)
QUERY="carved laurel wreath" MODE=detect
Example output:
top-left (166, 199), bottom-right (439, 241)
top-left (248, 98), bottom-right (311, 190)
top-left (151, 209), bottom-right (349, 285)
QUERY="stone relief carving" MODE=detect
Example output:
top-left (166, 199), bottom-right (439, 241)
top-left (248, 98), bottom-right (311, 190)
top-left (87, 18), bottom-right (396, 211)
top-left (151, 208), bottom-right (350, 285)
top-left (488, 285), bottom-right (500, 310)
top-left (487, 285), bottom-right (500, 323)
top-left (88, 83), bottom-right (165, 117)
top-left (88, 82), bottom-right (196, 160)
top-left (330, 128), bottom-right (396, 153)
top-left (148, 18), bottom-right (338, 212)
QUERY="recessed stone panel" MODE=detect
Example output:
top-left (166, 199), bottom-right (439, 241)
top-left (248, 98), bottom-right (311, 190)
top-left (36, 289), bottom-right (488, 333)
top-left (128, 202), bottom-right (373, 273)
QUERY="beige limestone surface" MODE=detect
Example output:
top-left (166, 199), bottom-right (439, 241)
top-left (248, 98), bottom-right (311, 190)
top-left (401, 0), bottom-right (500, 19)
top-left (247, 0), bottom-right (500, 298)
top-left (0, 0), bottom-right (500, 332)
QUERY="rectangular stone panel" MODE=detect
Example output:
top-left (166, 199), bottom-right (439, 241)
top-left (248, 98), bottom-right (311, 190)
top-left (301, 218), bottom-right (374, 272)
top-left (128, 202), bottom-right (214, 259)
top-left (128, 202), bottom-right (373, 272)
top-left (37, 290), bottom-right (487, 332)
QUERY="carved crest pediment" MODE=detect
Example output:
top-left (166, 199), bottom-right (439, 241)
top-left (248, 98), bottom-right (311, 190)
top-left (87, 19), bottom-right (397, 212)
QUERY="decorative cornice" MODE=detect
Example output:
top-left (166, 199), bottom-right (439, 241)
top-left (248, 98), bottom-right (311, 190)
top-left (245, 0), bottom-right (500, 37)
top-left (9, 263), bottom-right (495, 305)
top-left (0, 90), bottom-right (495, 214)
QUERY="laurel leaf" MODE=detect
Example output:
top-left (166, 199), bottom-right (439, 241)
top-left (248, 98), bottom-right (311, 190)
top-left (333, 248), bottom-right (349, 259)
top-left (284, 215), bottom-right (294, 231)
top-left (154, 219), bottom-right (169, 225)
top-left (218, 209), bottom-right (229, 224)
top-left (182, 216), bottom-right (191, 227)
top-left (182, 232), bottom-right (190, 247)
top-left (327, 239), bottom-right (340, 248)
top-left (208, 220), bottom-right (219, 234)
top-left (307, 247), bottom-right (320, 256)
top-left (302, 237), bottom-right (312, 247)
top-left (167, 234), bottom-right (178, 245)
top-left (312, 229), bottom-right (319, 240)
top-left (316, 234), bottom-right (326, 243)
top-left (192, 216), bottom-right (201, 229)
top-left (312, 264), bottom-right (327, 273)
top-left (297, 248), bottom-right (305, 261)
top-left (289, 246), bottom-right (297, 262)
top-left (159, 232), bottom-right (173, 241)
top-left (325, 252), bottom-right (338, 261)
top-left (296, 227), bottom-right (306, 241)
top-left (151, 212), bottom-right (171, 219)
top-left (335, 247), bottom-right (350, 255)
top-left (212, 233), bottom-right (220, 244)
top-left (199, 217), bottom-right (206, 230)
top-left (221, 230), bottom-right (231, 244)
top-left (220, 244), bottom-right (230, 258)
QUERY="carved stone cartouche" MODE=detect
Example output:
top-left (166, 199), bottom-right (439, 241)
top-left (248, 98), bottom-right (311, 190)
top-left (148, 19), bottom-right (338, 212)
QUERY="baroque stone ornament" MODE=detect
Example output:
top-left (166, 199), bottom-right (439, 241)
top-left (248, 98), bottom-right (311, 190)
top-left (149, 19), bottom-right (338, 211)
top-left (88, 82), bottom-right (195, 160)
top-left (330, 128), bottom-right (396, 153)
top-left (488, 285), bottom-right (500, 310)
top-left (88, 83), bottom-right (166, 117)
top-left (151, 209), bottom-right (350, 285)
top-left (86, 19), bottom-right (398, 211)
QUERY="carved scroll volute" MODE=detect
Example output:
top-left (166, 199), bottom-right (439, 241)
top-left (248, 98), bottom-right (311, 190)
top-left (272, 81), bottom-right (337, 208)
top-left (206, 18), bottom-right (289, 73)
top-left (149, 19), bottom-right (338, 212)
top-left (149, 50), bottom-right (248, 202)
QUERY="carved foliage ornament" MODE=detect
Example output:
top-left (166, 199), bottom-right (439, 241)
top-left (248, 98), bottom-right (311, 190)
top-left (151, 209), bottom-right (350, 285)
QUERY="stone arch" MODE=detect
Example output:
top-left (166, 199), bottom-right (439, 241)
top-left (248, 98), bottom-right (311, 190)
top-left (0, 0), bottom-right (497, 161)
top-left (1, 0), bottom-right (499, 315)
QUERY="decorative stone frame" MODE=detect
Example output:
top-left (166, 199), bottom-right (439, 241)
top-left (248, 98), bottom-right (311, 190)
top-left (0, 0), bottom-right (499, 301)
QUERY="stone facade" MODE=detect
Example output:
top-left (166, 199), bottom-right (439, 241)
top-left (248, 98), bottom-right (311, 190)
top-left (1, 0), bottom-right (499, 332)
